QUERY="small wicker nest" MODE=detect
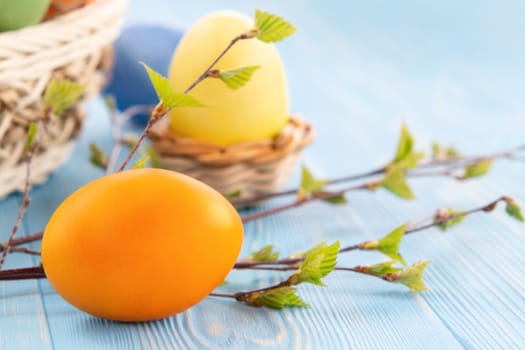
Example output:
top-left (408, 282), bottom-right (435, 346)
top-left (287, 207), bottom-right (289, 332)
top-left (148, 116), bottom-right (315, 201)
top-left (0, 0), bottom-right (126, 199)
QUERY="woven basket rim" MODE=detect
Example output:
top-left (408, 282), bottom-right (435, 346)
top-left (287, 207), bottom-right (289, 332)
top-left (0, 0), bottom-right (126, 40)
top-left (149, 115), bottom-right (315, 165)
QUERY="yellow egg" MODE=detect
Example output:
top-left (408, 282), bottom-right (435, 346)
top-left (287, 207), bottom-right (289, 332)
top-left (168, 10), bottom-right (289, 146)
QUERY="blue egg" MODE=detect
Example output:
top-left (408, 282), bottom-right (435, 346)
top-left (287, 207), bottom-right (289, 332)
top-left (104, 23), bottom-right (184, 124)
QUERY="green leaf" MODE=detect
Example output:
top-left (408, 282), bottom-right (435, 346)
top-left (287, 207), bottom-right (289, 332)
top-left (219, 280), bottom-right (229, 287)
top-left (145, 146), bottom-right (162, 168)
top-left (398, 260), bottom-right (430, 292)
top-left (463, 159), bottom-right (493, 179)
top-left (376, 224), bottom-right (407, 265)
top-left (226, 189), bottom-right (242, 200)
top-left (131, 156), bottom-right (150, 169)
top-left (321, 192), bottom-right (348, 205)
top-left (393, 124), bottom-right (414, 163)
top-left (103, 94), bottom-right (117, 113)
top-left (290, 241), bottom-right (340, 286)
top-left (218, 66), bottom-right (260, 90)
top-left (244, 287), bottom-right (308, 309)
top-left (250, 245), bottom-right (279, 262)
top-left (395, 151), bottom-right (424, 170)
top-left (364, 261), bottom-right (403, 275)
top-left (254, 9), bottom-right (296, 43)
top-left (432, 142), bottom-right (459, 159)
top-left (505, 200), bottom-right (524, 222)
top-left (297, 165), bottom-right (328, 200)
top-left (89, 143), bottom-right (109, 170)
top-left (434, 208), bottom-right (466, 231)
top-left (26, 122), bottom-right (38, 148)
top-left (141, 62), bottom-right (204, 108)
top-left (44, 80), bottom-right (85, 116)
top-left (382, 167), bottom-right (415, 200)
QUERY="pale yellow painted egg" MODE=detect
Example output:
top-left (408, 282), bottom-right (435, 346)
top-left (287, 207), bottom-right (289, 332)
top-left (168, 10), bottom-right (289, 146)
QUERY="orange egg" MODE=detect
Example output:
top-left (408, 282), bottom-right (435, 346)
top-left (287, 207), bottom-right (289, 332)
top-left (41, 168), bottom-right (243, 321)
top-left (46, 0), bottom-right (95, 19)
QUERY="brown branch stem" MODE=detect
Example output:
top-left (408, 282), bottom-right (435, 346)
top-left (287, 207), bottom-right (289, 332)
top-left (0, 265), bottom-right (46, 280)
top-left (241, 182), bottom-right (372, 223)
top-left (210, 265), bottom-right (398, 301)
top-left (0, 232), bottom-right (43, 251)
top-left (106, 104), bottom-right (154, 173)
top-left (231, 166), bottom-right (386, 207)
top-left (0, 142), bottom-right (37, 269)
top-left (236, 196), bottom-right (508, 269)
top-left (183, 32), bottom-right (254, 94)
top-left (116, 31), bottom-right (255, 172)
top-left (234, 143), bottom-right (525, 209)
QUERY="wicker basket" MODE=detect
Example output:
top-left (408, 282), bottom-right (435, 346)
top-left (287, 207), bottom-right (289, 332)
top-left (0, 0), bottom-right (126, 199)
top-left (148, 116), bottom-right (315, 200)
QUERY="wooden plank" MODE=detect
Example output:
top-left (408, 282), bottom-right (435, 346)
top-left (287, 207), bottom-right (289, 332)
top-left (0, 195), bottom-right (52, 350)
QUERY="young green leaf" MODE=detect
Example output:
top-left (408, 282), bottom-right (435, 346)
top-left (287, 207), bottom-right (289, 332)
top-left (320, 192), bottom-right (348, 205)
top-left (243, 287), bottom-right (308, 309)
top-left (89, 143), bottom-right (109, 170)
top-left (382, 167), bottom-right (415, 200)
top-left (359, 224), bottom-right (406, 264)
top-left (141, 62), bottom-right (204, 108)
top-left (432, 142), bottom-right (459, 159)
top-left (44, 80), bottom-right (85, 116)
top-left (393, 124), bottom-right (414, 163)
top-left (434, 208), bottom-right (466, 231)
top-left (297, 165), bottom-right (328, 200)
top-left (254, 9), bottom-right (296, 43)
top-left (362, 261), bottom-right (403, 275)
top-left (104, 94), bottom-right (117, 113)
top-left (218, 66), bottom-right (261, 90)
top-left (250, 245), bottom-right (280, 262)
top-left (376, 224), bottom-right (407, 265)
top-left (397, 260), bottom-right (430, 292)
top-left (145, 146), bottom-right (162, 168)
top-left (395, 151), bottom-right (424, 170)
top-left (226, 189), bottom-right (242, 200)
top-left (505, 199), bottom-right (524, 222)
top-left (26, 122), bottom-right (38, 148)
top-left (463, 159), bottom-right (493, 179)
top-left (131, 156), bottom-right (150, 169)
top-left (290, 241), bottom-right (340, 286)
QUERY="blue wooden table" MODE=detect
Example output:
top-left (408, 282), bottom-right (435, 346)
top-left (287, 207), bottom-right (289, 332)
top-left (2, 1), bottom-right (525, 349)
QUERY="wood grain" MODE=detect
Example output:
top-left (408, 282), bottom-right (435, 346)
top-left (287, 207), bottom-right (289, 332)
top-left (1, 0), bottom-right (524, 348)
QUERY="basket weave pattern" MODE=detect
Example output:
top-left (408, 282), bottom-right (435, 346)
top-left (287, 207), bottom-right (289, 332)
top-left (149, 116), bottom-right (315, 199)
top-left (0, 0), bottom-right (126, 199)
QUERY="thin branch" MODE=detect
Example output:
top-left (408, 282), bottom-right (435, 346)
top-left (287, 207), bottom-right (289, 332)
top-left (231, 166), bottom-right (386, 207)
top-left (106, 104), bottom-right (153, 173)
top-left (116, 103), bottom-right (166, 172)
top-left (0, 265), bottom-right (46, 280)
top-left (405, 196), bottom-right (508, 235)
top-left (0, 149), bottom-right (35, 269)
top-left (183, 32), bottom-right (255, 94)
top-left (234, 143), bottom-right (525, 208)
top-left (241, 182), bottom-right (372, 223)
top-left (3, 247), bottom-right (40, 255)
top-left (209, 265), bottom-right (398, 301)
top-left (0, 232), bottom-right (43, 250)
top-left (239, 143), bottom-right (525, 222)
top-left (236, 196), bottom-right (508, 269)
top-left (116, 32), bottom-right (256, 172)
